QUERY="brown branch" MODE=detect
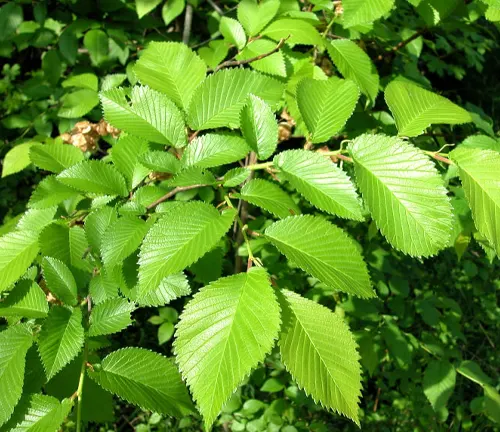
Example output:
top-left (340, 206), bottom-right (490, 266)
top-left (146, 184), bottom-right (205, 210)
top-left (182, 4), bottom-right (193, 45)
top-left (337, 154), bottom-right (353, 163)
top-left (428, 153), bottom-right (454, 165)
top-left (393, 28), bottom-right (427, 53)
top-left (211, 36), bottom-right (290, 73)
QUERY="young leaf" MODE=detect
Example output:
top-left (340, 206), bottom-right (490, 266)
top-left (0, 280), bottom-right (48, 319)
top-left (187, 69), bottom-right (284, 130)
top-left (265, 216), bottom-right (374, 298)
top-left (174, 268), bottom-right (281, 430)
top-left (236, 38), bottom-right (286, 77)
top-left (223, 167), bottom-right (249, 187)
top-left (42, 257), bottom-right (78, 306)
top-left (423, 360), bottom-right (456, 413)
top-left (220, 17), bottom-right (246, 50)
top-left (0, 230), bottom-right (39, 293)
top-left (28, 176), bottom-right (79, 209)
top-left (85, 206), bottom-right (118, 253)
top-left (237, 0), bottom-right (280, 36)
top-left (261, 18), bottom-right (323, 46)
top-left (327, 39), bottom-right (379, 104)
top-left (132, 273), bottom-right (191, 306)
top-left (385, 80), bottom-right (472, 137)
top-left (101, 217), bottom-right (150, 268)
top-left (1, 142), bottom-right (34, 177)
top-left (57, 160), bottom-right (128, 197)
top-left (342, 0), bottom-right (395, 27)
top-left (138, 202), bottom-right (236, 296)
top-left (139, 151), bottom-right (181, 173)
top-left (38, 306), bottom-right (84, 380)
top-left (297, 77), bottom-right (359, 143)
top-left (240, 94), bottom-right (279, 159)
top-left (0, 324), bottom-right (33, 427)
top-left (134, 42), bottom-right (206, 110)
top-left (89, 298), bottom-right (136, 336)
top-left (349, 134), bottom-right (453, 257)
top-left (30, 142), bottom-right (84, 174)
top-left (111, 135), bottom-right (150, 189)
top-left (181, 132), bottom-right (250, 169)
top-left (450, 148), bottom-right (500, 255)
top-left (100, 86), bottom-right (187, 147)
top-left (2, 394), bottom-right (72, 432)
top-left (162, 0), bottom-right (185, 26)
top-left (278, 289), bottom-right (361, 425)
top-left (88, 348), bottom-right (194, 416)
top-left (198, 40), bottom-right (230, 69)
top-left (236, 179), bottom-right (300, 219)
top-left (274, 150), bottom-right (364, 220)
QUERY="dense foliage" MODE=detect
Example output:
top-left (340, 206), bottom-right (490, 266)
top-left (0, 0), bottom-right (499, 431)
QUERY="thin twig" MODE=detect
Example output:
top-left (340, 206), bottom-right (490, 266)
top-left (146, 184), bottom-right (206, 210)
top-left (337, 154), bottom-right (353, 163)
top-left (182, 4), bottom-right (193, 45)
top-left (393, 28), bottom-right (427, 52)
top-left (206, 0), bottom-right (223, 15)
top-left (425, 151), bottom-right (454, 165)
top-left (211, 36), bottom-right (290, 72)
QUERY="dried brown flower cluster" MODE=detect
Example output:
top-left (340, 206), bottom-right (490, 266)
top-left (60, 120), bottom-right (120, 152)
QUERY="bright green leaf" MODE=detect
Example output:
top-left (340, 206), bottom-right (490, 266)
top-left (30, 142), bottom-right (84, 173)
top-left (423, 360), bottom-right (456, 413)
top-left (342, 0), bottom-right (395, 27)
top-left (220, 17), bottom-right (246, 50)
top-left (237, 0), bottom-right (280, 36)
top-left (1, 143), bottom-right (34, 178)
top-left (42, 257), bottom-right (78, 306)
top-left (89, 298), bottom-right (136, 336)
top-left (0, 280), bottom-right (48, 319)
top-left (262, 18), bottom-right (323, 46)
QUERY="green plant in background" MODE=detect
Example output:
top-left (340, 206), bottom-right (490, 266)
top-left (0, 0), bottom-right (499, 431)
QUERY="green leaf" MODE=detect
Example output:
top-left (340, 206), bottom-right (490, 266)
top-left (327, 39), bottom-right (379, 104)
top-left (265, 216), bottom-right (374, 297)
top-left (89, 298), bottom-right (136, 336)
top-left (187, 69), bottom-right (284, 130)
top-left (101, 217), bottom-right (150, 268)
top-left (111, 135), bottom-right (150, 189)
top-left (457, 360), bottom-right (492, 386)
top-left (2, 394), bottom-right (72, 432)
top-left (181, 132), bottom-right (250, 169)
top-left (162, 0), bottom-right (185, 26)
top-left (138, 202), bottom-right (236, 296)
top-left (450, 147), bottom-right (500, 255)
top-left (423, 360), bottom-right (456, 413)
top-left (0, 230), bottom-right (39, 293)
top-left (381, 317), bottom-right (412, 368)
top-left (89, 272), bottom-right (119, 305)
top-left (38, 306), bottom-right (84, 380)
top-left (236, 38), bottom-right (287, 77)
top-left (138, 150), bottom-right (181, 173)
top-left (461, 135), bottom-right (500, 152)
top-left (158, 322), bottom-right (175, 345)
top-left (28, 176), bottom-right (79, 210)
top-left (240, 95), bottom-right (278, 159)
top-left (0, 280), bottom-right (48, 319)
top-left (174, 268), bottom-right (281, 430)
top-left (84, 206), bottom-right (118, 253)
top-left (274, 150), bottom-right (363, 220)
top-left (17, 207), bottom-right (57, 233)
top-left (237, 179), bottom-right (300, 219)
top-left (101, 73), bottom-right (127, 91)
top-left (220, 17), bottom-right (246, 50)
top-left (57, 160), bottom-right (128, 197)
top-left (385, 80), bottom-right (472, 137)
top-left (0, 324), bottom-right (33, 427)
top-left (223, 167), bottom-right (250, 187)
top-left (136, 0), bottom-right (162, 18)
top-left (101, 86), bottom-right (187, 147)
top-left (261, 18), bottom-right (323, 46)
top-left (1, 143), bottom-right (34, 178)
top-left (237, 0), bottom-right (280, 36)
top-left (0, 3), bottom-right (23, 42)
top-left (342, 0), bottom-right (395, 27)
top-left (278, 289), bottom-right (361, 425)
top-left (134, 42), bottom-right (206, 111)
top-left (88, 348), bottom-right (194, 416)
top-left (42, 257), bottom-right (78, 306)
top-left (484, 385), bottom-right (500, 423)
top-left (58, 89), bottom-right (100, 118)
top-left (297, 77), bottom-right (359, 143)
top-left (62, 73), bottom-right (99, 91)
top-left (29, 142), bottom-right (84, 173)
top-left (198, 40), bottom-right (230, 69)
top-left (168, 167), bottom-right (216, 187)
top-left (349, 134), bottom-right (453, 257)
top-left (132, 273), bottom-right (191, 306)
top-left (83, 29), bottom-right (108, 66)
